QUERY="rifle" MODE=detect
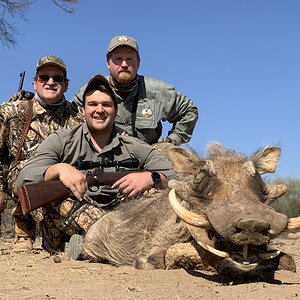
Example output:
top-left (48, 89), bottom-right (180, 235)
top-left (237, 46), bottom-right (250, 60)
top-left (0, 73), bottom-right (26, 203)
top-left (0, 71), bottom-right (33, 214)
top-left (17, 70), bottom-right (34, 100)
top-left (0, 72), bottom-right (24, 184)
top-left (18, 71), bottom-right (26, 92)
top-left (18, 158), bottom-right (141, 215)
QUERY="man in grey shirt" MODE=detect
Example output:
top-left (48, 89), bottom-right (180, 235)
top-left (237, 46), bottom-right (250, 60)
top-left (16, 74), bottom-right (175, 253)
top-left (72, 35), bottom-right (198, 145)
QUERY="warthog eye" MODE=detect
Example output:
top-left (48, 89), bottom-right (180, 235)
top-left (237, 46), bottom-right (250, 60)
top-left (261, 228), bottom-right (269, 236)
top-left (193, 171), bottom-right (217, 198)
top-left (235, 227), bottom-right (243, 234)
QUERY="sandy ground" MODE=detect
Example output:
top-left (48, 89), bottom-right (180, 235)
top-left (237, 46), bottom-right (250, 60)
top-left (0, 232), bottom-right (299, 300)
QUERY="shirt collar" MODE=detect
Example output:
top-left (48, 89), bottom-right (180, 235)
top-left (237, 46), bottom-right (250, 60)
top-left (82, 123), bottom-right (121, 154)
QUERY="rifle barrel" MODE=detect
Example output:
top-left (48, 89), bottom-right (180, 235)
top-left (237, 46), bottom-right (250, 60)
top-left (18, 71), bottom-right (26, 92)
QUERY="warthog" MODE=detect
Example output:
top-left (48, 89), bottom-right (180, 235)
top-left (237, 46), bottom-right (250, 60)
top-left (83, 143), bottom-right (300, 281)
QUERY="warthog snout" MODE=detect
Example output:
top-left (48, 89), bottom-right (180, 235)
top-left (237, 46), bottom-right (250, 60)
top-left (227, 219), bottom-right (271, 245)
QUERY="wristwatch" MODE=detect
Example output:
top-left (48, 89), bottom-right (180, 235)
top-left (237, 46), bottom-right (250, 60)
top-left (151, 172), bottom-right (161, 188)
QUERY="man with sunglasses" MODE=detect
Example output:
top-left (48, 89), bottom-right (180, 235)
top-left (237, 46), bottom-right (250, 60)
top-left (0, 55), bottom-right (84, 252)
top-left (72, 35), bottom-right (198, 146)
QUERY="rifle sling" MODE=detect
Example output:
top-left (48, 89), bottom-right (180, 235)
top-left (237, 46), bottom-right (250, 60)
top-left (11, 99), bottom-right (33, 167)
top-left (131, 86), bottom-right (139, 137)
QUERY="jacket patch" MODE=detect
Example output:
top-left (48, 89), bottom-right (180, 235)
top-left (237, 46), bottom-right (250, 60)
top-left (141, 108), bottom-right (153, 118)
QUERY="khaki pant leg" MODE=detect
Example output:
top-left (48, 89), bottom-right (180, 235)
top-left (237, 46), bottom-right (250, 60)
top-left (40, 197), bottom-right (106, 253)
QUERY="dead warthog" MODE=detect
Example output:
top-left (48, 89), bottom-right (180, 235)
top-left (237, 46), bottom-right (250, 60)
top-left (83, 143), bottom-right (300, 281)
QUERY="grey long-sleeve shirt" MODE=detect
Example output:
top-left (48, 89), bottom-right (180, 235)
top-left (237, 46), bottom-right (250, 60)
top-left (16, 123), bottom-right (175, 201)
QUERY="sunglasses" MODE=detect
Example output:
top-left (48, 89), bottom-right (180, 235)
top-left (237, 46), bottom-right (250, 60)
top-left (37, 74), bottom-right (65, 83)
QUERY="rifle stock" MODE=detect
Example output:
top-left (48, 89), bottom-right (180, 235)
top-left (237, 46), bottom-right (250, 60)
top-left (18, 170), bottom-right (141, 215)
top-left (18, 180), bottom-right (70, 214)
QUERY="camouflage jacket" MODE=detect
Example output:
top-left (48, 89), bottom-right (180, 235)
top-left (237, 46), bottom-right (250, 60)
top-left (0, 94), bottom-right (84, 197)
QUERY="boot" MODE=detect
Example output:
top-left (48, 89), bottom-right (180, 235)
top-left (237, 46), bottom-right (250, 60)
top-left (12, 236), bottom-right (33, 252)
top-left (65, 234), bottom-right (87, 260)
top-left (11, 208), bottom-right (35, 252)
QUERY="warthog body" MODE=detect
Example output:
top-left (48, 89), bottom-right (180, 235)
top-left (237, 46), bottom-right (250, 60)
top-left (84, 143), bottom-right (300, 281)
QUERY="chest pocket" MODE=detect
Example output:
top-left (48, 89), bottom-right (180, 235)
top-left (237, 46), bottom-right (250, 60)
top-left (135, 99), bottom-right (160, 129)
top-left (133, 99), bottom-right (163, 144)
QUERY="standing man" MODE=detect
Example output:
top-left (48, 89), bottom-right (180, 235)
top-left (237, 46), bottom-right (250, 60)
top-left (72, 35), bottom-right (198, 146)
top-left (16, 74), bottom-right (175, 254)
top-left (0, 55), bottom-right (84, 251)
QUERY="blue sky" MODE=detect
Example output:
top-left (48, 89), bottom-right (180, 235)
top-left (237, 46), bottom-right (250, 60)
top-left (1, 0), bottom-right (300, 179)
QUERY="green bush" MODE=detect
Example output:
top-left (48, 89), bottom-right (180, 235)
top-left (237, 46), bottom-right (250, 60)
top-left (271, 177), bottom-right (300, 217)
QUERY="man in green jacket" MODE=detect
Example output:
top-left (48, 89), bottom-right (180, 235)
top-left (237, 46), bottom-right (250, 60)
top-left (72, 35), bottom-right (198, 145)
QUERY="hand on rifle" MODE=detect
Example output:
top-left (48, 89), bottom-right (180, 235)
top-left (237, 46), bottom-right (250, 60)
top-left (112, 172), bottom-right (154, 198)
top-left (44, 163), bottom-right (87, 201)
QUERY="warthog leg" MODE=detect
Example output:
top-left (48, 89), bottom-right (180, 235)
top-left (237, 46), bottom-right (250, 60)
top-left (133, 246), bottom-right (166, 270)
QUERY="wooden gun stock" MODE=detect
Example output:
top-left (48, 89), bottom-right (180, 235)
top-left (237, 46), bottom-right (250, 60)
top-left (18, 170), bottom-right (142, 215)
top-left (18, 180), bottom-right (71, 214)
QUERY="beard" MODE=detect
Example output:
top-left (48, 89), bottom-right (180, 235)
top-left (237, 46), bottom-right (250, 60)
top-left (117, 71), bottom-right (134, 84)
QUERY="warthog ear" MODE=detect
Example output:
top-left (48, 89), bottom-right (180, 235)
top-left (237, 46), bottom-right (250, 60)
top-left (252, 146), bottom-right (281, 174)
top-left (166, 147), bottom-right (200, 174)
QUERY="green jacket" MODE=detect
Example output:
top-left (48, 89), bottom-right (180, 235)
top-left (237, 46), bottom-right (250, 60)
top-left (72, 76), bottom-right (198, 145)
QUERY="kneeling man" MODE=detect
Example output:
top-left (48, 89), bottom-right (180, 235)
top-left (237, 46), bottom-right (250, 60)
top-left (16, 74), bottom-right (175, 254)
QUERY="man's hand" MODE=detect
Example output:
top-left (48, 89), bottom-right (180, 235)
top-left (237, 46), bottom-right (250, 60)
top-left (119, 131), bottom-right (129, 136)
top-left (0, 191), bottom-right (7, 214)
top-left (44, 163), bottom-right (88, 201)
top-left (157, 137), bottom-right (178, 145)
top-left (116, 127), bottom-right (128, 136)
top-left (112, 172), bottom-right (153, 198)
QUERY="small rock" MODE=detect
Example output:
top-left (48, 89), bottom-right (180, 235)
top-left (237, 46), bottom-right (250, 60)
top-left (53, 256), bottom-right (61, 263)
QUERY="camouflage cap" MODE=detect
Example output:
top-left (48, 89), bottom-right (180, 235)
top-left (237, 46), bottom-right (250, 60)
top-left (107, 35), bottom-right (139, 54)
top-left (36, 55), bottom-right (67, 75)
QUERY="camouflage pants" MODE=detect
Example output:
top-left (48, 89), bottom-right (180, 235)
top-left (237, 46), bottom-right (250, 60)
top-left (39, 197), bottom-right (106, 254)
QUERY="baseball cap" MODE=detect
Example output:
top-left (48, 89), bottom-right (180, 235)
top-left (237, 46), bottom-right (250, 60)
top-left (82, 74), bottom-right (117, 108)
top-left (107, 35), bottom-right (139, 54)
top-left (36, 55), bottom-right (67, 75)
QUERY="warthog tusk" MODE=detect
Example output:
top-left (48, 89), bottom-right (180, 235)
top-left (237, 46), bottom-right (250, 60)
top-left (197, 240), bottom-right (230, 258)
top-left (169, 189), bottom-right (210, 228)
top-left (286, 216), bottom-right (300, 232)
top-left (243, 244), bottom-right (248, 260)
top-left (257, 250), bottom-right (281, 260)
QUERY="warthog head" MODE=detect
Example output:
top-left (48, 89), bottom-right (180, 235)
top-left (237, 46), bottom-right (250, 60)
top-left (166, 143), bottom-right (300, 280)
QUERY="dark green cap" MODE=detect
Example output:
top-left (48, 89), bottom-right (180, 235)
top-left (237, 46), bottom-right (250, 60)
top-left (107, 35), bottom-right (139, 54)
top-left (83, 74), bottom-right (117, 109)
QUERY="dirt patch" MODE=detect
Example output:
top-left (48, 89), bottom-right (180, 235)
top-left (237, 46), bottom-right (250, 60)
top-left (0, 234), bottom-right (299, 300)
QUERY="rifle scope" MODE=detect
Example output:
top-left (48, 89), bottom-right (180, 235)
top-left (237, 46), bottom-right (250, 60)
top-left (75, 158), bottom-right (140, 170)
